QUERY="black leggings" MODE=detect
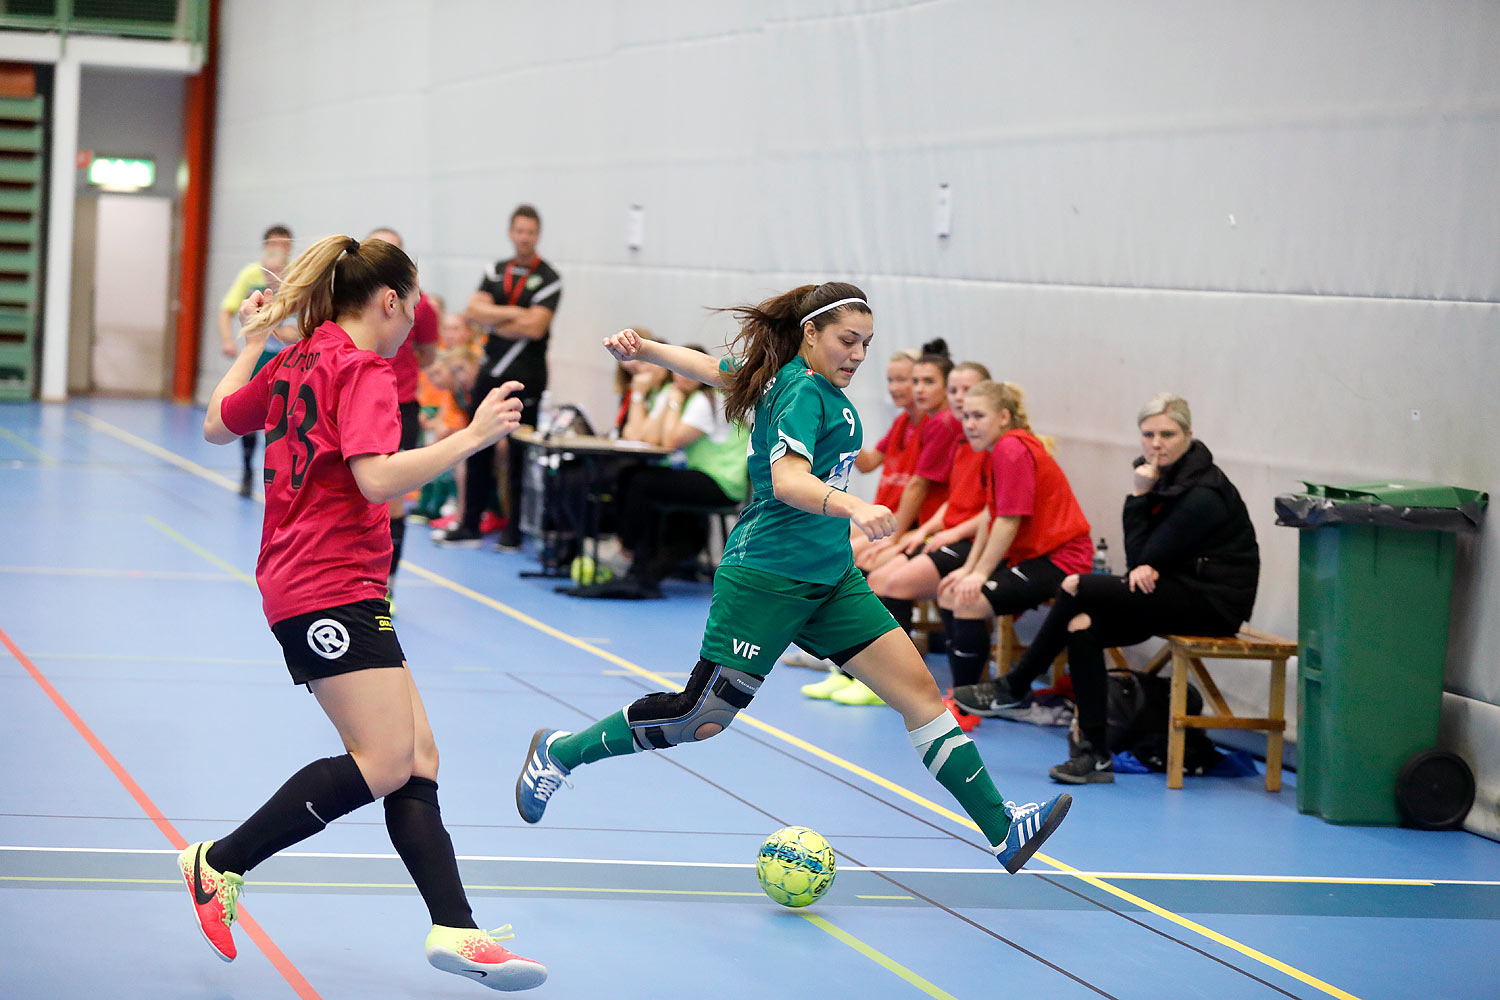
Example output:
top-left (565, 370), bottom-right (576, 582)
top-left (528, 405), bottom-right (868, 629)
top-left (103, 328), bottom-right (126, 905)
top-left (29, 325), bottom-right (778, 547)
top-left (240, 431), bottom-right (257, 477)
top-left (461, 387), bottom-right (538, 533)
top-left (617, 466), bottom-right (733, 582)
top-left (1009, 573), bottom-right (1240, 752)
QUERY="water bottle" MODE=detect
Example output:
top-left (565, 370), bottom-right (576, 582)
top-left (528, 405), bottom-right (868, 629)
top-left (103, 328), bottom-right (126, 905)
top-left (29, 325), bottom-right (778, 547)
top-left (537, 390), bottom-right (556, 437)
top-left (1092, 538), bottom-right (1112, 575)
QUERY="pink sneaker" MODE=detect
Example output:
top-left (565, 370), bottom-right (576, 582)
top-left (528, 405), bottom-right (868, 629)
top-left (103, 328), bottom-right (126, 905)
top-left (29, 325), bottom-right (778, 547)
top-left (425, 924), bottom-right (547, 991)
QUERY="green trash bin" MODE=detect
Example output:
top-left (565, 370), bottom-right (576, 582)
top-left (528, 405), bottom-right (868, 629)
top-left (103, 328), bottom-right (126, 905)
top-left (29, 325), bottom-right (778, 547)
top-left (1275, 481), bottom-right (1487, 824)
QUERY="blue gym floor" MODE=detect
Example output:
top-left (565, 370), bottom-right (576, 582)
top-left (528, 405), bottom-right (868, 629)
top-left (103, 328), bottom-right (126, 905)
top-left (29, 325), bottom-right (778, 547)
top-left (1, 399), bottom-right (1495, 1000)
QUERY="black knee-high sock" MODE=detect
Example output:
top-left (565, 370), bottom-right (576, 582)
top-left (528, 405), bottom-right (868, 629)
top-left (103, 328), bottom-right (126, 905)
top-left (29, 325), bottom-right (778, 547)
top-left (388, 515), bottom-right (407, 584)
top-left (1006, 591), bottom-right (1080, 696)
top-left (384, 777), bottom-right (476, 929)
top-left (206, 754), bottom-right (374, 875)
top-left (881, 597), bottom-right (913, 634)
top-left (240, 432), bottom-right (256, 476)
top-left (947, 617), bottom-right (991, 689)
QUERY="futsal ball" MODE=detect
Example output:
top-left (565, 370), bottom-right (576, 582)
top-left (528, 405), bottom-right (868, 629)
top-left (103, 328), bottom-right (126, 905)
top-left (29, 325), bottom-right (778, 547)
top-left (570, 555), bottom-right (613, 585)
top-left (756, 826), bottom-right (836, 908)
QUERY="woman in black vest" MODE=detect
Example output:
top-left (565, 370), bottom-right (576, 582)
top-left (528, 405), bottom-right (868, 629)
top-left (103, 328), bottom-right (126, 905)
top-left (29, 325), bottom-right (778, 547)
top-left (953, 392), bottom-right (1259, 784)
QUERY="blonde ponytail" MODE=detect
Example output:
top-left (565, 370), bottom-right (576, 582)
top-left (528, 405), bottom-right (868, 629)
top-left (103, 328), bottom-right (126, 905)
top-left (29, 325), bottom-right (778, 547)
top-left (243, 234), bottom-right (416, 340)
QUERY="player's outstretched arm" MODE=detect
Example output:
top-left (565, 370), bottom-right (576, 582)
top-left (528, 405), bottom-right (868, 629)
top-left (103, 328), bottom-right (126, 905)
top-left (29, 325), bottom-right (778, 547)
top-left (349, 381), bottom-right (524, 504)
top-left (603, 329), bottom-right (726, 387)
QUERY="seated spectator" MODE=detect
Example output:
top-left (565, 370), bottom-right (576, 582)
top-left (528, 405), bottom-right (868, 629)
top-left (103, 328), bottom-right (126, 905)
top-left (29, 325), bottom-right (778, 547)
top-left (936, 381), bottom-right (1093, 728)
top-left (439, 310), bottom-right (481, 352)
top-left (574, 346), bottom-right (749, 599)
top-left (617, 328), bottom-right (670, 441)
top-left (855, 339), bottom-right (961, 574)
top-left (848, 348), bottom-right (921, 562)
top-left (865, 361), bottom-right (992, 659)
top-left (411, 350), bottom-right (474, 524)
top-left (420, 349), bottom-right (481, 529)
top-left (953, 392), bottom-right (1259, 785)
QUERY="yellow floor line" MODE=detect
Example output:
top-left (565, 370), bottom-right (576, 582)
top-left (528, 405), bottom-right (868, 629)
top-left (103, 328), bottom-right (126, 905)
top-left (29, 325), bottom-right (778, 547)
top-left (801, 913), bottom-right (957, 1000)
top-left (143, 516), bottom-right (256, 585)
top-left (72, 411), bottom-right (246, 494)
top-left (76, 408), bottom-right (1363, 1000)
top-left (0, 425), bottom-right (56, 463)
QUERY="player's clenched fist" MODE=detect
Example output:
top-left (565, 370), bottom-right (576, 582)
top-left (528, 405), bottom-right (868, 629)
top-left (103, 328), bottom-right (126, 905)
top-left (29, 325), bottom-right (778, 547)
top-left (470, 380), bottom-right (525, 446)
top-left (848, 500), bottom-right (897, 542)
top-left (603, 328), bottom-right (644, 362)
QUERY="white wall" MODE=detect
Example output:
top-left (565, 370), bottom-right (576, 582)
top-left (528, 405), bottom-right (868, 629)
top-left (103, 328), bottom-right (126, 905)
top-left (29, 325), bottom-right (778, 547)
top-left (203, 0), bottom-right (1500, 834)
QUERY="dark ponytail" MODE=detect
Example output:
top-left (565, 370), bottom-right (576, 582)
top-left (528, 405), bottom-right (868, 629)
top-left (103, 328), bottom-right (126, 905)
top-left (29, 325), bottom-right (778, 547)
top-left (244, 234), bottom-right (417, 340)
top-left (916, 337), bottom-right (953, 380)
top-left (719, 281), bottom-right (870, 424)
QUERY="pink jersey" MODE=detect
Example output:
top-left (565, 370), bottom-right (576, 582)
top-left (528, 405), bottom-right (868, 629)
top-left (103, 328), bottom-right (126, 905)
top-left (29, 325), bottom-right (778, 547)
top-left (221, 321), bottom-right (401, 625)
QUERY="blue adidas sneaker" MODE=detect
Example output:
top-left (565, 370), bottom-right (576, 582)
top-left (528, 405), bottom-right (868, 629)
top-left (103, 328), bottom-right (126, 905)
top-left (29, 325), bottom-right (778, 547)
top-left (994, 793), bottom-right (1072, 873)
top-left (515, 728), bottom-right (572, 824)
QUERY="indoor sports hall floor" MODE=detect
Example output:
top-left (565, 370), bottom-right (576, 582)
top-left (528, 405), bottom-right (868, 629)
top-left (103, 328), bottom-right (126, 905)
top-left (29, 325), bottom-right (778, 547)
top-left (1, 399), bottom-right (1495, 1000)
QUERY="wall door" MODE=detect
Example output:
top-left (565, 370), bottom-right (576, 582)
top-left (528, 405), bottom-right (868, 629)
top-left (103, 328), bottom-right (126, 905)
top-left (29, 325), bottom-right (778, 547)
top-left (90, 193), bottom-right (171, 394)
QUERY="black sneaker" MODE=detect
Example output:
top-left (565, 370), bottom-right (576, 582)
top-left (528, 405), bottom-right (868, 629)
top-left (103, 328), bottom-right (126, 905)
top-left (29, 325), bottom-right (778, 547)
top-left (432, 526), bottom-right (484, 547)
top-left (238, 471), bottom-right (253, 498)
top-left (952, 679), bottom-right (1030, 717)
top-left (492, 531), bottom-right (523, 552)
top-left (1048, 749), bottom-right (1115, 784)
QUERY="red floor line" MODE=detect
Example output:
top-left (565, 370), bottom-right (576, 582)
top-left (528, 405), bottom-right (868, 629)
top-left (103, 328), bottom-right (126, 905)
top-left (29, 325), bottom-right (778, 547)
top-left (0, 625), bottom-right (321, 1000)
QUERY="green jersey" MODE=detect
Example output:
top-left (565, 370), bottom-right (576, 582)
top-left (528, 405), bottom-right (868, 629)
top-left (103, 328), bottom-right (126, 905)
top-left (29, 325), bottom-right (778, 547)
top-left (720, 358), bottom-right (862, 585)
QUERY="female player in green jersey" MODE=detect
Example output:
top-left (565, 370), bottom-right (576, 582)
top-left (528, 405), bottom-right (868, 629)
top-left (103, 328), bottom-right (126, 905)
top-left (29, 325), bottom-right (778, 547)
top-left (515, 282), bottom-right (1070, 871)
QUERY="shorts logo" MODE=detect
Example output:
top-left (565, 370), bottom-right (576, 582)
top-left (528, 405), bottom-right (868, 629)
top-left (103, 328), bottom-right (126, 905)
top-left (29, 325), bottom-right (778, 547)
top-left (732, 639), bottom-right (762, 659)
top-left (307, 619), bottom-right (351, 659)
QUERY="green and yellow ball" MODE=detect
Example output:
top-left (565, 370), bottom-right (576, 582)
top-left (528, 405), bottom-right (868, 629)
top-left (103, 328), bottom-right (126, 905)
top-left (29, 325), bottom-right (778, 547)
top-left (756, 826), bottom-right (836, 908)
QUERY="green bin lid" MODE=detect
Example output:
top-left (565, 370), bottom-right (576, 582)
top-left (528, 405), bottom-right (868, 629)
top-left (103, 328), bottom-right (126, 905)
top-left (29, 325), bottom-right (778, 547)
top-left (1299, 480), bottom-right (1489, 509)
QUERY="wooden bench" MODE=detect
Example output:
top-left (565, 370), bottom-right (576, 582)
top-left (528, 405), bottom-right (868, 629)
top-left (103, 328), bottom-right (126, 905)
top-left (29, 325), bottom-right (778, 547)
top-left (1142, 626), bottom-right (1295, 791)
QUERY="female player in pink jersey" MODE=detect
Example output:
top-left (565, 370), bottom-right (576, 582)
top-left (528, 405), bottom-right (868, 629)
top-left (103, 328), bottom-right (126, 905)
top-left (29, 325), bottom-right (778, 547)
top-left (180, 234), bottom-right (547, 991)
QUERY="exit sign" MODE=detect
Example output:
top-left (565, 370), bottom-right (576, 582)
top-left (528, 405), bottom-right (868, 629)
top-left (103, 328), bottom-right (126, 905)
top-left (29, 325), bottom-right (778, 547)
top-left (87, 157), bottom-right (155, 190)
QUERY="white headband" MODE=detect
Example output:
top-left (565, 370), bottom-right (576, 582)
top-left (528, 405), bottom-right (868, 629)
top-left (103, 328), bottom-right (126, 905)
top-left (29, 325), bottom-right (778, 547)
top-left (800, 296), bottom-right (868, 327)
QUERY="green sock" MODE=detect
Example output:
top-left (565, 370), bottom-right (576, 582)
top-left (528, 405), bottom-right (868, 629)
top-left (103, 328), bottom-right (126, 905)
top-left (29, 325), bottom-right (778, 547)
top-left (550, 711), bottom-right (640, 771)
top-left (909, 714), bottom-right (1011, 846)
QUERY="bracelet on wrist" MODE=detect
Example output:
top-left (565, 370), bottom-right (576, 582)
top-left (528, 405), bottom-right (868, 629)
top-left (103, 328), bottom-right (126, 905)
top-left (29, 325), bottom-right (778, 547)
top-left (821, 487), bottom-right (836, 516)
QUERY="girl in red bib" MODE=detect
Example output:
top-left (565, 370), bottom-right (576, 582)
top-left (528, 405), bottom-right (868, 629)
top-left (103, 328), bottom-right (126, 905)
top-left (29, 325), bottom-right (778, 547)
top-left (856, 340), bottom-right (964, 573)
top-left (865, 362), bottom-right (993, 684)
top-left (179, 235), bottom-right (547, 991)
top-left (937, 381), bottom-right (1093, 724)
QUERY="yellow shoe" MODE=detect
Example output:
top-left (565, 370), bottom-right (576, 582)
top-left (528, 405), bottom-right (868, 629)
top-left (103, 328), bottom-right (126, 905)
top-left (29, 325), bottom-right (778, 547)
top-left (801, 672), bottom-right (854, 699)
top-left (830, 678), bottom-right (885, 706)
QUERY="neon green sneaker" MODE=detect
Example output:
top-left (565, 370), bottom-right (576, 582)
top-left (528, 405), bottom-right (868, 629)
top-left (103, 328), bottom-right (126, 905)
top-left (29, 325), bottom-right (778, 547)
top-left (178, 841), bottom-right (244, 962)
top-left (830, 678), bottom-right (885, 706)
top-left (425, 924), bottom-right (548, 991)
top-left (801, 672), bottom-right (854, 700)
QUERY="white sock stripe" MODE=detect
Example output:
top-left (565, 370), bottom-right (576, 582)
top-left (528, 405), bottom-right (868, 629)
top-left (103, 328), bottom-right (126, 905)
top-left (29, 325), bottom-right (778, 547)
top-left (908, 713), bottom-right (957, 750)
top-left (924, 732), bottom-right (973, 777)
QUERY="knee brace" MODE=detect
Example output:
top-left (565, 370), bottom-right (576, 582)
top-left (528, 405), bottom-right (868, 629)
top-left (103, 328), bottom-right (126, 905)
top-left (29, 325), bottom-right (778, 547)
top-left (625, 658), bottom-right (763, 750)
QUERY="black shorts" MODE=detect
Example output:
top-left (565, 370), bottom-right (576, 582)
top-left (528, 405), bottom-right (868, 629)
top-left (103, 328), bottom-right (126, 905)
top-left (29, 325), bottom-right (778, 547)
top-left (982, 556), bottom-right (1068, 616)
top-left (270, 598), bottom-right (406, 685)
top-left (398, 400), bottom-right (421, 451)
top-left (926, 539), bottom-right (973, 578)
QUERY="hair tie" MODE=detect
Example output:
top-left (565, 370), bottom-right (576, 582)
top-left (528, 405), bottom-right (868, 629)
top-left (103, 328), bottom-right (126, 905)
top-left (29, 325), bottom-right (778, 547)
top-left (800, 296), bottom-right (868, 327)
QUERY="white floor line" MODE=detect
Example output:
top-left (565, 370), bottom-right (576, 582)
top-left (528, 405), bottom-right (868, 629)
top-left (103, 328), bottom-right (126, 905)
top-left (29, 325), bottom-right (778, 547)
top-left (3, 846), bottom-right (1496, 884)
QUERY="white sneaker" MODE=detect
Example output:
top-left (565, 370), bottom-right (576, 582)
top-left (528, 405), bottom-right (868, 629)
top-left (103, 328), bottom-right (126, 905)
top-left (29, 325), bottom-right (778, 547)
top-left (781, 647), bottom-right (836, 670)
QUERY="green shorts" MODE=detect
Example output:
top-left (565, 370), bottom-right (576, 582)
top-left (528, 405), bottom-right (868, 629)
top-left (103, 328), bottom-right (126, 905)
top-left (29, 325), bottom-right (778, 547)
top-left (700, 564), bottom-right (901, 676)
